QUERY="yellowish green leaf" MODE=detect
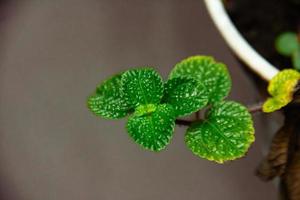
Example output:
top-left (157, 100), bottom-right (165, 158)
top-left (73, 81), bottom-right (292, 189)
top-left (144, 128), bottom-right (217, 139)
top-left (263, 69), bottom-right (300, 113)
top-left (185, 101), bottom-right (254, 163)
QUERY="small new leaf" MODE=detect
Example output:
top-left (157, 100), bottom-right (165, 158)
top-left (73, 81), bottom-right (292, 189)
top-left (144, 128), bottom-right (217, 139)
top-left (163, 77), bottom-right (208, 117)
top-left (87, 74), bottom-right (132, 119)
top-left (185, 101), bottom-right (254, 163)
top-left (275, 32), bottom-right (299, 56)
top-left (263, 69), bottom-right (300, 113)
top-left (292, 48), bottom-right (300, 70)
top-left (126, 104), bottom-right (175, 152)
top-left (169, 56), bottom-right (231, 103)
top-left (121, 68), bottom-right (163, 107)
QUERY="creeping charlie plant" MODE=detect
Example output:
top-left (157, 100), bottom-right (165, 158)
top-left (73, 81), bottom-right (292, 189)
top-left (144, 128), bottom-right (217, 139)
top-left (87, 56), bottom-right (255, 163)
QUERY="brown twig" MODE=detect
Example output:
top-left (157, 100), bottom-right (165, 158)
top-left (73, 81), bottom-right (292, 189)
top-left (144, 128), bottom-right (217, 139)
top-left (195, 111), bottom-right (200, 120)
top-left (248, 102), bottom-right (263, 114)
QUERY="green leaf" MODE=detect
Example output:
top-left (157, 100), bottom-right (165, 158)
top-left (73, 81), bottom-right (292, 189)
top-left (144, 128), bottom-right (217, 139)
top-left (292, 47), bottom-right (300, 71)
top-left (87, 73), bottom-right (132, 119)
top-left (275, 32), bottom-right (299, 56)
top-left (263, 97), bottom-right (291, 114)
top-left (134, 104), bottom-right (157, 116)
top-left (121, 68), bottom-right (163, 107)
top-left (263, 69), bottom-right (300, 113)
top-left (163, 77), bottom-right (208, 117)
top-left (185, 101), bottom-right (255, 163)
top-left (169, 56), bottom-right (231, 103)
top-left (126, 104), bottom-right (175, 152)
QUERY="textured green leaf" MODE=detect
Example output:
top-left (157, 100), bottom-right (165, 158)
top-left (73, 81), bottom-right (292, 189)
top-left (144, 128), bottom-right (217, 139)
top-left (126, 104), bottom-right (175, 152)
top-left (121, 68), bottom-right (163, 107)
top-left (185, 101), bottom-right (254, 163)
top-left (163, 77), bottom-right (208, 117)
top-left (134, 104), bottom-right (157, 116)
top-left (275, 32), bottom-right (299, 56)
top-left (263, 97), bottom-right (289, 113)
top-left (169, 56), bottom-right (231, 103)
top-left (263, 69), bottom-right (300, 113)
top-left (292, 47), bottom-right (300, 70)
top-left (87, 73), bottom-right (132, 119)
top-left (267, 69), bottom-right (300, 96)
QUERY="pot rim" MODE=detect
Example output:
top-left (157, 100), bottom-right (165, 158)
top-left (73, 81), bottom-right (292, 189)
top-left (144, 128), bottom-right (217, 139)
top-left (204, 0), bottom-right (279, 82)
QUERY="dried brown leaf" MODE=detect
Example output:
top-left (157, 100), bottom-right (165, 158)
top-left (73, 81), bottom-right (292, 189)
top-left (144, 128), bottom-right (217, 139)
top-left (256, 124), bottom-right (292, 181)
top-left (283, 151), bottom-right (300, 200)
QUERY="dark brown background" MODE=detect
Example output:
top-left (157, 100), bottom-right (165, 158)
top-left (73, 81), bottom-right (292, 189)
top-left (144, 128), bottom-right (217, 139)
top-left (0, 1), bottom-right (279, 199)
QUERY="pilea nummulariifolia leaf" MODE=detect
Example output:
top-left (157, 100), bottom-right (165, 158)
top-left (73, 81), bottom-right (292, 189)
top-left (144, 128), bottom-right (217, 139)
top-left (87, 55), bottom-right (255, 163)
top-left (263, 69), bottom-right (300, 113)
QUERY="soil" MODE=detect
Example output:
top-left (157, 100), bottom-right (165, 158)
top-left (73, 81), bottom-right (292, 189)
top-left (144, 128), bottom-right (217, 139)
top-left (225, 0), bottom-right (300, 70)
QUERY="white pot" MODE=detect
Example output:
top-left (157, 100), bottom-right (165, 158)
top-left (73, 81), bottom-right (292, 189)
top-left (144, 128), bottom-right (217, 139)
top-left (204, 0), bottom-right (279, 82)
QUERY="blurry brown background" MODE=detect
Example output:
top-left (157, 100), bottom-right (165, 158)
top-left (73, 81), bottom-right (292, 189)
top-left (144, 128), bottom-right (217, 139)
top-left (0, 1), bottom-right (278, 199)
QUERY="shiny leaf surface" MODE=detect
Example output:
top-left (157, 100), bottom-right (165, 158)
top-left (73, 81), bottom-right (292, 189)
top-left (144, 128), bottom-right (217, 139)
top-left (169, 56), bottom-right (231, 103)
top-left (163, 77), bottom-right (208, 117)
top-left (87, 73), bottom-right (131, 119)
top-left (121, 68), bottom-right (163, 107)
top-left (185, 101), bottom-right (254, 163)
top-left (126, 104), bottom-right (175, 152)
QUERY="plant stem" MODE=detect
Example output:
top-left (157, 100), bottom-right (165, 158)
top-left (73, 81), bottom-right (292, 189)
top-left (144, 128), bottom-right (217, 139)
top-left (195, 111), bottom-right (200, 120)
top-left (248, 102), bottom-right (263, 114)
